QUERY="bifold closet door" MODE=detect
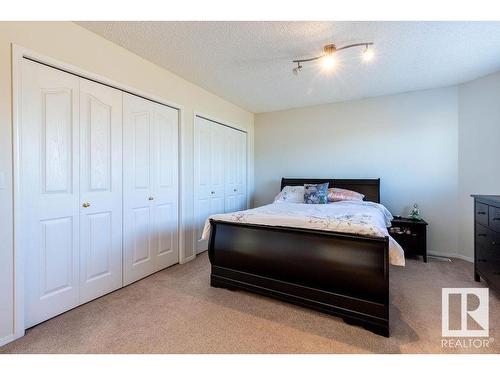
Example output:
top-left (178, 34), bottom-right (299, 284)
top-left (22, 59), bottom-right (81, 328)
top-left (79, 79), bottom-right (123, 304)
top-left (224, 128), bottom-right (247, 213)
top-left (123, 93), bottom-right (179, 285)
top-left (21, 60), bottom-right (124, 328)
top-left (194, 117), bottom-right (225, 252)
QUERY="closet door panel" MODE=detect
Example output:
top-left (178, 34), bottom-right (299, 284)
top-left (194, 117), bottom-right (212, 251)
top-left (210, 122), bottom-right (226, 214)
top-left (79, 79), bottom-right (123, 303)
top-left (151, 104), bottom-right (179, 270)
top-left (236, 131), bottom-right (248, 211)
top-left (22, 59), bottom-right (80, 328)
top-left (123, 94), bottom-right (155, 284)
top-left (224, 127), bottom-right (239, 213)
top-left (123, 94), bottom-right (178, 284)
top-left (224, 128), bottom-right (247, 213)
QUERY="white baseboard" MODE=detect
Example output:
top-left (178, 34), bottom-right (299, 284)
top-left (180, 254), bottom-right (196, 264)
top-left (452, 254), bottom-right (474, 263)
top-left (428, 251), bottom-right (473, 263)
top-left (0, 332), bottom-right (22, 347)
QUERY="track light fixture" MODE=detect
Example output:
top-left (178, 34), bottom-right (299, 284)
top-left (292, 42), bottom-right (374, 75)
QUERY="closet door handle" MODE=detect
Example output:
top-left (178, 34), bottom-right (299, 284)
top-left (233, 188), bottom-right (237, 192)
top-left (82, 202), bottom-right (90, 208)
top-left (477, 233), bottom-right (487, 237)
top-left (148, 196), bottom-right (154, 201)
top-left (211, 191), bottom-right (215, 195)
top-left (477, 211), bottom-right (486, 215)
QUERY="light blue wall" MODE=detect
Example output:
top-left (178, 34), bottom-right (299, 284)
top-left (254, 87), bottom-right (459, 256)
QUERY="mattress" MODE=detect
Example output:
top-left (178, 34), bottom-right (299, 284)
top-left (202, 200), bottom-right (405, 266)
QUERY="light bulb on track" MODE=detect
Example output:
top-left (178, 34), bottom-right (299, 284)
top-left (362, 45), bottom-right (374, 62)
top-left (321, 54), bottom-right (336, 71)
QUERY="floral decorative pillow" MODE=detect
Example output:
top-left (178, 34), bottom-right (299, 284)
top-left (327, 188), bottom-right (365, 202)
top-left (273, 185), bottom-right (305, 203)
top-left (303, 183), bottom-right (329, 204)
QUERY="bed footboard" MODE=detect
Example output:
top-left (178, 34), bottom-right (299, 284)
top-left (208, 219), bottom-right (390, 337)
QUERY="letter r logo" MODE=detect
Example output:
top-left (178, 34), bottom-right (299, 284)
top-left (442, 288), bottom-right (489, 337)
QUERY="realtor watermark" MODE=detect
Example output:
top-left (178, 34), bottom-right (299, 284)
top-left (441, 288), bottom-right (493, 349)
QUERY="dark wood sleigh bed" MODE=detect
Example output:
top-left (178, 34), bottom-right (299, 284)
top-left (208, 178), bottom-right (390, 337)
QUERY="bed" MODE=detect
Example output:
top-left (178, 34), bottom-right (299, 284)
top-left (203, 178), bottom-right (402, 337)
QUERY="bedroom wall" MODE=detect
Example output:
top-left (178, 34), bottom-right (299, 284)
top-left (0, 22), bottom-right (254, 345)
top-left (458, 71), bottom-right (500, 260)
top-left (254, 87), bottom-right (459, 258)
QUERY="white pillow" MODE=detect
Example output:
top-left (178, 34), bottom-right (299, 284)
top-left (273, 185), bottom-right (305, 203)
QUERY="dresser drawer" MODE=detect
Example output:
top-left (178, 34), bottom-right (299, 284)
top-left (489, 205), bottom-right (500, 232)
top-left (476, 244), bottom-right (500, 287)
top-left (473, 196), bottom-right (500, 292)
top-left (477, 241), bottom-right (500, 261)
top-left (475, 202), bottom-right (489, 227)
top-left (475, 224), bottom-right (499, 248)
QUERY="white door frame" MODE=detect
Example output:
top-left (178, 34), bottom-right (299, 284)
top-left (11, 44), bottom-right (185, 342)
top-left (192, 112), bottom-right (249, 256)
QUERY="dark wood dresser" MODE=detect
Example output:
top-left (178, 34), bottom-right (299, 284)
top-left (472, 195), bottom-right (500, 291)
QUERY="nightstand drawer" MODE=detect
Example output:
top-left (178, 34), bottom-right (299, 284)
top-left (489, 206), bottom-right (500, 232)
top-left (475, 202), bottom-right (489, 227)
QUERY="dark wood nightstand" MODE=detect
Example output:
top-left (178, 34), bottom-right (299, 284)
top-left (389, 216), bottom-right (428, 262)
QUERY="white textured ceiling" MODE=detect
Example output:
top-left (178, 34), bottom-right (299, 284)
top-left (77, 21), bottom-right (500, 113)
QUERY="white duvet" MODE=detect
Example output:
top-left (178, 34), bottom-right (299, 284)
top-left (201, 200), bottom-right (405, 266)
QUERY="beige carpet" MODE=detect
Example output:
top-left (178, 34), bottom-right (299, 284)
top-left (1, 252), bottom-right (499, 354)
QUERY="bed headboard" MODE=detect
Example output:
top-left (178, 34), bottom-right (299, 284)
top-left (280, 178), bottom-right (381, 203)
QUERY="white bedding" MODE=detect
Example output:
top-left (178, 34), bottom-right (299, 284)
top-left (201, 200), bottom-right (405, 266)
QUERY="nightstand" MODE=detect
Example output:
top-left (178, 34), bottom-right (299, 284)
top-left (389, 216), bottom-right (428, 262)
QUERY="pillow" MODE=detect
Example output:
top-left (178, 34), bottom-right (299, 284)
top-left (327, 187), bottom-right (365, 202)
top-left (273, 185), bottom-right (305, 203)
top-left (303, 183), bottom-right (329, 204)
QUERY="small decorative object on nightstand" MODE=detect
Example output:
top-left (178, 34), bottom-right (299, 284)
top-left (390, 216), bottom-right (428, 262)
top-left (409, 203), bottom-right (421, 220)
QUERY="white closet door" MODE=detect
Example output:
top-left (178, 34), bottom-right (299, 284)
top-left (235, 130), bottom-right (248, 211)
top-left (194, 117), bottom-right (212, 251)
top-left (194, 117), bottom-right (226, 252)
top-left (224, 127), bottom-right (247, 213)
top-left (123, 93), bottom-right (178, 285)
top-left (210, 122), bottom-right (226, 214)
top-left (224, 127), bottom-right (239, 213)
top-left (22, 59), bottom-right (80, 328)
top-left (79, 79), bottom-right (123, 303)
top-left (152, 100), bottom-right (179, 273)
